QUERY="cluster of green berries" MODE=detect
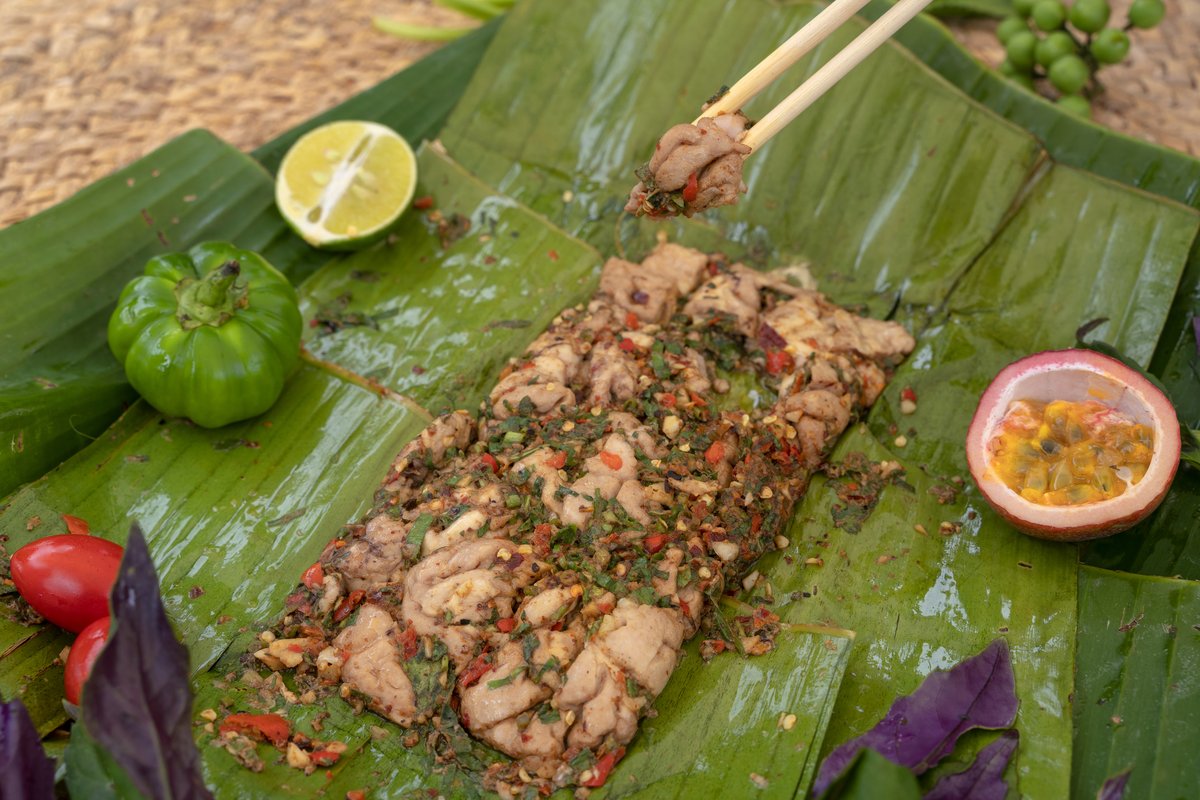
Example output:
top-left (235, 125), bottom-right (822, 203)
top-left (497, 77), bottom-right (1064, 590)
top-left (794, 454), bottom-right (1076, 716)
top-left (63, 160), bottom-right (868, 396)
top-left (998, 0), bottom-right (1166, 117)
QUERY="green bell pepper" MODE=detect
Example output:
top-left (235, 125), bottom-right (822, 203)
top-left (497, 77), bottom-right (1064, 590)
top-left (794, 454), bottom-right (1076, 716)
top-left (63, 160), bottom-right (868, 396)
top-left (107, 242), bottom-right (303, 428)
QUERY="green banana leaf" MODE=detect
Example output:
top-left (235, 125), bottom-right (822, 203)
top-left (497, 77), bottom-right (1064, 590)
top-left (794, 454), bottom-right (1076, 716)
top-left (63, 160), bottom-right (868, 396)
top-left (0, 24), bottom-right (499, 501)
top-left (925, 0), bottom-right (1011, 17)
top-left (1073, 566), bottom-right (1200, 800)
top-left (436, 0), bottom-right (1200, 796)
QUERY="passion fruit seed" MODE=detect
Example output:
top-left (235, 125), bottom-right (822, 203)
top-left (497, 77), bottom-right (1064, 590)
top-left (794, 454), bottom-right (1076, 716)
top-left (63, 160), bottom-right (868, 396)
top-left (988, 399), bottom-right (1153, 507)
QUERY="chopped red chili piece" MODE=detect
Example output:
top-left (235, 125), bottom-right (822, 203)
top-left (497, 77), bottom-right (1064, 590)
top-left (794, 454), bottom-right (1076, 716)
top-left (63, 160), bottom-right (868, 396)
top-left (765, 349), bottom-right (795, 375)
top-left (346, 791), bottom-right (367, 800)
top-left (311, 750), bottom-right (341, 766)
top-left (681, 172), bottom-right (699, 203)
top-left (599, 451), bottom-right (623, 471)
top-left (660, 393), bottom-right (677, 407)
top-left (219, 713), bottom-right (291, 747)
top-left (901, 386), bottom-right (917, 403)
top-left (581, 747), bottom-right (626, 787)
top-left (62, 514), bottom-right (90, 535)
top-left (496, 617), bottom-right (517, 633)
top-left (618, 338), bottom-right (636, 352)
top-left (301, 562), bottom-right (324, 590)
top-left (399, 626), bottom-right (419, 660)
top-left (332, 590), bottom-right (365, 623)
top-left (546, 451), bottom-right (567, 470)
top-left (624, 312), bottom-right (640, 330)
top-left (412, 195), bottom-right (434, 210)
top-left (457, 653), bottom-right (493, 688)
top-left (643, 533), bottom-right (668, 554)
top-left (751, 513), bottom-right (763, 533)
top-left (481, 453), bottom-right (500, 474)
top-left (704, 441), bottom-right (725, 465)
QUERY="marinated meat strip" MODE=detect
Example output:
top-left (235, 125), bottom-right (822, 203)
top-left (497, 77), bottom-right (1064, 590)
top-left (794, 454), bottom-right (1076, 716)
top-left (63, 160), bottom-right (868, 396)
top-left (260, 242), bottom-right (913, 796)
top-left (625, 112), bottom-right (752, 218)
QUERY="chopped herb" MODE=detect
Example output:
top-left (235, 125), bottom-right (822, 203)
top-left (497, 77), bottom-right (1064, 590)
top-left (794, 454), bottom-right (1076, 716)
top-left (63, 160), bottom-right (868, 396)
top-left (486, 666), bottom-right (527, 690)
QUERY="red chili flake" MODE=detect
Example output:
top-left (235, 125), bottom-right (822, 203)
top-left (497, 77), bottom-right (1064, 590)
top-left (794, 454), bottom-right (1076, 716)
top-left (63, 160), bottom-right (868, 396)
top-left (765, 349), bottom-right (795, 375)
top-left (704, 441), bottom-right (725, 465)
top-left (618, 338), bottom-right (636, 352)
top-left (457, 653), bottom-right (493, 688)
top-left (411, 364), bottom-right (426, 375)
top-left (704, 639), bottom-right (728, 654)
top-left (332, 590), bottom-right (365, 623)
top-left (599, 451), bottom-right (623, 471)
top-left (220, 713), bottom-right (291, 747)
top-left (546, 451), bottom-right (567, 470)
top-left (596, 601), bottom-right (615, 615)
top-left (581, 747), bottom-right (626, 788)
top-left (481, 453), bottom-right (500, 474)
top-left (624, 311), bottom-right (640, 330)
top-left (399, 626), bottom-right (419, 660)
top-left (678, 598), bottom-right (691, 616)
top-left (660, 393), bottom-right (677, 408)
top-left (547, 249), bottom-right (559, 261)
top-left (301, 563), bottom-right (324, 590)
top-left (643, 533), bottom-right (668, 554)
top-left (681, 172), bottom-right (699, 203)
top-left (62, 514), bottom-right (90, 535)
top-left (750, 514), bottom-right (762, 533)
top-left (346, 791), bottom-right (367, 800)
top-left (901, 387), bottom-right (917, 403)
top-left (412, 195), bottom-right (434, 210)
top-left (311, 750), bottom-right (341, 767)
top-left (496, 617), bottom-right (517, 633)
top-left (689, 391), bottom-right (708, 407)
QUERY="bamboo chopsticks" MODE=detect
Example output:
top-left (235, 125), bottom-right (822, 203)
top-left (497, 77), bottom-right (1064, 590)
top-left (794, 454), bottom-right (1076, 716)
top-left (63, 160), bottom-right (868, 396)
top-left (699, 0), bottom-right (936, 152)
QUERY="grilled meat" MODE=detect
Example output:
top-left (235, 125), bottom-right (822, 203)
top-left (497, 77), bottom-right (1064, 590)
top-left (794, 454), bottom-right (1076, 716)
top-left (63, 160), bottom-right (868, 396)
top-left (261, 241), bottom-right (913, 795)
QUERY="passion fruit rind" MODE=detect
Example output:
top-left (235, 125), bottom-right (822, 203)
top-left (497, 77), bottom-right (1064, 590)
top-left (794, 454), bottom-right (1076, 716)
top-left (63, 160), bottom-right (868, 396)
top-left (966, 348), bottom-right (1181, 542)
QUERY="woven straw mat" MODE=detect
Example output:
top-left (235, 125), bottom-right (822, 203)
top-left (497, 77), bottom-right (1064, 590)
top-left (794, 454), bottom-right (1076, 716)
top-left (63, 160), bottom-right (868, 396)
top-left (1, 0), bottom-right (1197, 228)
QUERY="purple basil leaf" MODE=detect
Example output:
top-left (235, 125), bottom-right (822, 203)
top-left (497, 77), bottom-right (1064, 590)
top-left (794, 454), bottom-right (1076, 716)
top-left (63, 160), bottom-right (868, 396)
top-left (0, 699), bottom-right (55, 800)
top-left (924, 729), bottom-right (1019, 800)
top-left (814, 639), bottom-right (1018, 796)
top-left (80, 524), bottom-right (213, 799)
top-left (1097, 768), bottom-right (1132, 800)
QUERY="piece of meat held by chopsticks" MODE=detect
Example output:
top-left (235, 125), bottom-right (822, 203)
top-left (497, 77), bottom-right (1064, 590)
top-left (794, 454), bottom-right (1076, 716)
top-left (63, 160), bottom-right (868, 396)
top-left (260, 242), bottom-right (914, 797)
top-left (626, 0), bottom-right (935, 218)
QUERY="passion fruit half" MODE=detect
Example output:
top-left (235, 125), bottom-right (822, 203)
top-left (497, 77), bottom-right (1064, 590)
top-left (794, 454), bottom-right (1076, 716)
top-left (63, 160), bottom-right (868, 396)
top-left (966, 349), bottom-right (1180, 541)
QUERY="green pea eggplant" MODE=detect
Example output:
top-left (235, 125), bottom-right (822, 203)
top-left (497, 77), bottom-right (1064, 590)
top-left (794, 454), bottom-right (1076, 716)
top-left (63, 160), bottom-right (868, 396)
top-left (107, 242), bottom-right (302, 428)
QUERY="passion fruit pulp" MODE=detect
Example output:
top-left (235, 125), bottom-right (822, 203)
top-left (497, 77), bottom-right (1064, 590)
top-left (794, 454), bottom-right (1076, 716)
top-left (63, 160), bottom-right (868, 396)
top-left (965, 349), bottom-right (1180, 542)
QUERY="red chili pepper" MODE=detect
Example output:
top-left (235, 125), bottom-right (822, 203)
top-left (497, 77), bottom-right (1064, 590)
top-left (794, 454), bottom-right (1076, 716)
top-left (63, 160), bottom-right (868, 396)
top-left (399, 626), bottom-right (419, 660)
top-left (689, 391), bottom-right (708, 407)
top-left (412, 195), bottom-right (434, 210)
top-left (618, 338), bottom-right (636, 352)
top-left (660, 393), bottom-right (677, 407)
top-left (596, 601), bottom-right (615, 615)
top-left (704, 441), bottom-right (725, 465)
top-left (547, 249), bottom-right (560, 261)
top-left (765, 349), bottom-right (795, 375)
top-left (581, 747), bottom-right (626, 788)
top-left (301, 562), bottom-right (324, 590)
top-left (62, 514), bottom-right (90, 535)
top-left (546, 451), bottom-right (567, 470)
top-left (310, 750), bottom-right (341, 766)
top-left (678, 598), bottom-right (691, 616)
top-left (901, 386), bottom-right (918, 403)
top-left (624, 311), bottom-right (640, 330)
top-left (332, 590), bottom-right (365, 623)
top-left (496, 617), bottom-right (517, 633)
top-left (681, 172), bottom-right (699, 203)
top-left (457, 653), bottom-right (493, 688)
top-left (599, 451), bottom-right (623, 471)
top-left (346, 791), bottom-right (367, 800)
top-left (750, 513), bottom-right (763, 533)
top-left (219, 713), bottom-right (291, 747)
top-left (481, 453), bottom-right (500, 474)
top-left (643, 533), bottom-right (668, 554)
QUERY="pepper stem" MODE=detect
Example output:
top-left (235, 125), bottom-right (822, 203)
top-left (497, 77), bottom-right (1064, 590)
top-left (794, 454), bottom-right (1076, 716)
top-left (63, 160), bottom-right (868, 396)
top-left (176, 260), bottom-right (245, 329)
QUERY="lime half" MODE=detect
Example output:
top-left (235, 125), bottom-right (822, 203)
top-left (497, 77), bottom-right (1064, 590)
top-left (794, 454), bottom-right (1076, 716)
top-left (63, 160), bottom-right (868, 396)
top-left (276, 121), bottom-right (417, 250)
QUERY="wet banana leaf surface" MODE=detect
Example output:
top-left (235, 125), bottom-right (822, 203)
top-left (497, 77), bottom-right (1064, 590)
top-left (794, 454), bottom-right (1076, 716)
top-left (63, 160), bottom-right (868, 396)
top-left (299, 146), bottom-right (601, 412)
top-left (1073, 566), bottom-right (1200, 800)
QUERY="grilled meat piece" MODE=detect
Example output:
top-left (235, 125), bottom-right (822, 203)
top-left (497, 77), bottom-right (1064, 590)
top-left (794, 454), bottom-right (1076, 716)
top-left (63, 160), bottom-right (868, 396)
top-left (626, 113), bottom-right (751, 218)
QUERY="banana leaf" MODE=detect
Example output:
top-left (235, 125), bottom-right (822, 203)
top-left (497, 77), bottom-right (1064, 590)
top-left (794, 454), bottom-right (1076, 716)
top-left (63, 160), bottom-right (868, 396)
top-left (0, 24), bottom-right (499, 501)
top-left (857, 0), bottom-right (1200, 209)
top-left (1073, 566), bottom-right (1200, 800)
